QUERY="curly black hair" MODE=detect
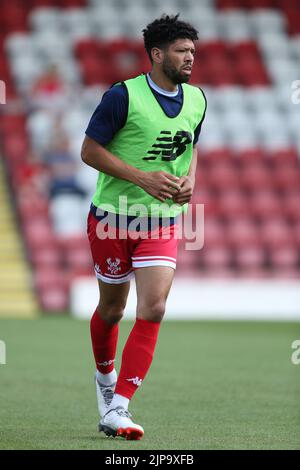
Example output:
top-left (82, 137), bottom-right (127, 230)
top-left (143, 14), bottom-right (198, 63)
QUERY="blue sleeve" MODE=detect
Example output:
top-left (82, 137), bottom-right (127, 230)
top-left (85, 83), bottom-right (128, 146)
top-left (193, 88), bottom-right (207, 145)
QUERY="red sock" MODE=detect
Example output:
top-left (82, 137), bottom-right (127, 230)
top-left (115, 318), bottom-right (161, 399)
top-left (90, 309), bottom-right (119, 374)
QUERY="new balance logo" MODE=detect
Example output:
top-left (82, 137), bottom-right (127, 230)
top-left (97, 359), bottom-right (115, 367)
top-left (126, 376), bottom-right (142, 386)
top-left (143, 130), bottom-right (192, 162)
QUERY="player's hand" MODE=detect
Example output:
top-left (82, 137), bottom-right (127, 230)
top-left (140, 171), bottom-right (182, 203)
top-left (172, 176), bottom-right (195, 205)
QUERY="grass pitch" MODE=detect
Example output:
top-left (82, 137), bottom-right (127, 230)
top-left (0, 317), bottom-right (299, 450)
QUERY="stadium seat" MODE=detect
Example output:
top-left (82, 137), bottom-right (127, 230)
top-left (201, 244), bottom-right (233, 269)
top-left (203, 217), bottom-right (228, 247)
top-left (234, 245), bottom-right (266, 270)
top-left (227, 218), bottom-right (260, 247)
top-left (207, 164), bottom-right (239, 192)
top-left (241, 164), bottom-right (272, 192)
top-left (218, 189), bottom-right (250, 220)
top-left (250, 190), bottom-right (283, 221)
top-left (282, 191), bottom-right (300, 223)
top-left (261, 218), bottom-right (294, 248)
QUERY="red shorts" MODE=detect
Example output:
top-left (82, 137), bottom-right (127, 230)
top-left (87, 211), bottom-right (179, 284)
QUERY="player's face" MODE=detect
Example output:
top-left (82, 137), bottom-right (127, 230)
top-left (162, 39), bottom-right (195, 84)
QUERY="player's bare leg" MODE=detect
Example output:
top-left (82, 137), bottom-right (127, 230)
top-left (135, 266), bottom-right (174, 322)
top-left (91, 280), bottom-right (130, 419)
top-left (100, 267), bottom-right (175, 440)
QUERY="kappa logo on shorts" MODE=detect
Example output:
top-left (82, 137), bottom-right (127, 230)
top-left (106, 257), bottom-right (121, 275)
top-left (143, 130), bottom-right (193, 162)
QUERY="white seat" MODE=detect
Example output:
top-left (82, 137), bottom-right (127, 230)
top-left (257, 32), bottom-right (291, 59)
top-left (250, 9), bottom-right (286, 34)
top-left (76, 165), bottom-right (98, 200)
top-left (230, 130), bottom-right (259, 151)
top-left (32, 31), bottom-right (73, 61)
top-left (29, 7), bottom-right (62, 32)
top-left (213, 86), bottom-right (247, 113)
top-left (10, 55), bottom-right (44, 92)
top-left (266, 58), bottom-right (298, 85)
top-left (253, 109), bottom-right (284, 133)
top-left (247, 87), bottom-right (279, 112)
top-left (287, 109), bottom-right (300, 141)
top-left (222, 110), bottom-right (252, 135)
top-left (218, 11), bottom-right (252, 41)
top-left (274, 83), bottom-right (298, 112)
top-left (291, 37), bottom-right (300, 60)
top-left (199, 110), bottom-right (227, 149)
top-left (27, 111), bottom-right (55, 151)
top-left (61, 9), bottom-right (91, 32)
top-left (62, 110), bottom-right (89, 140)
top-left (50, 195), bottom-right (86, 237)
top-left (80, 85), bottom-right (106, 113)
top-left (260, 130), bottom-right (291, 151)
top-left (5, 33), bottom-right (36, 58)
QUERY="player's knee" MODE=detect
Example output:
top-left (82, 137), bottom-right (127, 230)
top-left (97, 301), bottom-right (125, 324)
top-left (137, 300), bottom-right (166, 323)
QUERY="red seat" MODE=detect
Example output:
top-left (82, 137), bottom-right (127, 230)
top-left (261, 218), bottom-right (294, 248)
top-left (268, 148), bottom-right (299, 169)
top-left (234, 148), bottom-right (265, 168)
top-left (203, 217), bottom-right (227, 248)
top-left (208, 165), bottom-right (239, 191)
top-left (216, 0), bottom-right (244, 9)
top-left (191, 189), bottom-right (218, 216)
top-left (241, 165), bottom-right (271, 191)
top-left (218, 189), bottom-right (249, 220)
top-left (245, 0), bottom-right (276, 8)
top-left (64, 247), bottom-right (93, 270)
top-left (38, 288), bottom-right (69, 312)
top-left (201, 244), bottom-right (233, 269)
top-left (24, 219), bottom-right (57, 249)
top-left (227, 218), bottom-right (260, 247)
top-left (272, 269), bottom-right (300, 279)
top-left (235, 245), bottom-right (266, 269)
top-left (74, 38), bottom-right (99, 60)
top-left (285, 9), bottom-right (300, 35)
top-left (34, 267), bottom-right (68, 291)
top-left (235, 58), bottom-right (271, 86)
top-left (282, 192), bottom-right (300, 222)
top-left (250, 190), bottom-right (282, 221)
top-left (199, 147), bottom-right (233, 169)
top-left (31, 246), bottom-right (61, 268)
top-left (273, 167), bottom-right (300, 192)
top-left (61, 0), bottom-right (86, 7)
top-left (269, 245), bottom-right (299, 269)
top-left (177, 245), bottom-right (201, 270)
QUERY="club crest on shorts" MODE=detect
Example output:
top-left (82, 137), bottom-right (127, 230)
top-left (106, 257), bottom-right (121, 275)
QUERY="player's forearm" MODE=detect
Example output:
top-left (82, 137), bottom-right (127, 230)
top-left (81, 136), bottom-right (144, 187)
top-left (188, 146), bottom-right (198, 184)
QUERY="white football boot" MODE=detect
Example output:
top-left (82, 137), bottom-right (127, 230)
top-left (99, 406), bottom-right (144, 441)
top-left (95, 375), bottom-right (116, 419)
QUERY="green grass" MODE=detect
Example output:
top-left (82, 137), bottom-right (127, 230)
top-left (0, 317), bottom-right (299, 450)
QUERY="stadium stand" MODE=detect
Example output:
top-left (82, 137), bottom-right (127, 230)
top-left (0, 0), bottom-right (299, 313)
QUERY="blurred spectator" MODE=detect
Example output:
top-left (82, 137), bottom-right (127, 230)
top-left (42, 130), bottom-right (85, 200)
top-left (41, 128), bottom-right (87, 237)
top-left (28, 64), bottom-right (69, 113)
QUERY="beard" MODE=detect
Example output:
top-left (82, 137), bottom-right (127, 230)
top-left (162, 56), bottom-right (191, 84)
